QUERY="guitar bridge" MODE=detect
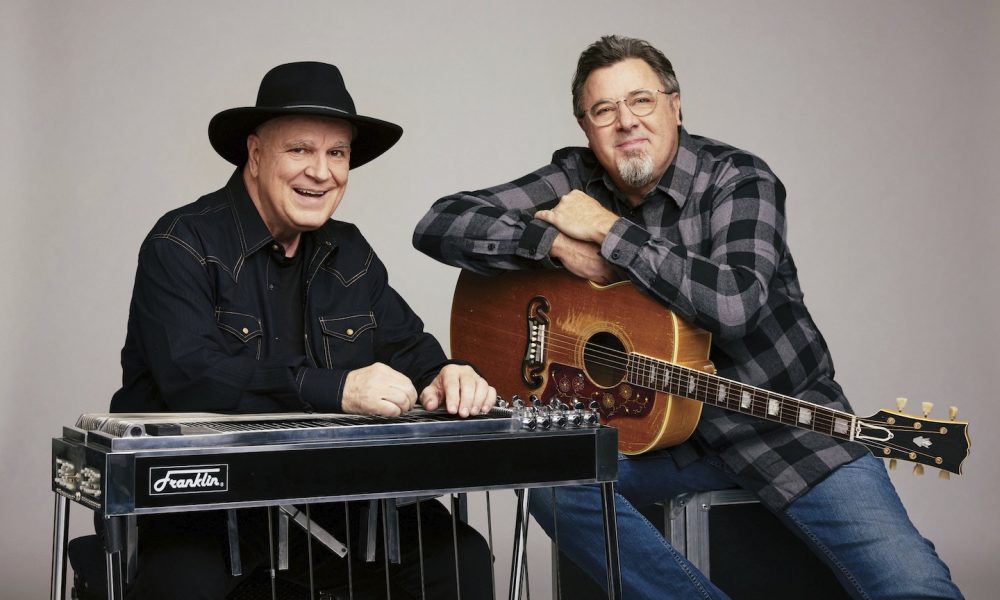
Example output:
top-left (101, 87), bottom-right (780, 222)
top-left (522, 295), bottom-right (550, 387)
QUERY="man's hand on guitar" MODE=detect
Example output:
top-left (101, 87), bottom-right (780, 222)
top-left (419, 364), bottom-right (497, 418)
top-left (342, 362), bottom-right (418, 416)
top-left (535, 190), bottom-right (619, 244)
top-left (550, 233), bottom-right (620, 284)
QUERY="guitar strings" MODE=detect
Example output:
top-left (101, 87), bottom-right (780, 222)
top-left (462, 320), bottom-right (953, 468)
top-left (541, 328), bottom-right (955, 466)
top-left (526, 328), bottom-right (852, 435)
top-left (541, 326), bottom-right (952, 465)
top-left (470, 319), bottom-right (849, 433)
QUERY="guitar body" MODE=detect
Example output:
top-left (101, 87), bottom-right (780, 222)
top-left (451, 269), bottom-right (710, 454)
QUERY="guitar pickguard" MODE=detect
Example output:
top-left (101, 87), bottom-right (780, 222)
top-left (542, 363), bottom-right (655, 420)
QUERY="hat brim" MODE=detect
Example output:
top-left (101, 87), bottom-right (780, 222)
top-left (208, 106), bottom-right (403, 169)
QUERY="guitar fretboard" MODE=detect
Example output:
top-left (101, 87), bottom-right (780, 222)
top-left (625, 353), bottom-right (856, 440)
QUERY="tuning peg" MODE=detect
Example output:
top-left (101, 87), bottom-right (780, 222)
top-left (938, 470), bottom-right (951, 480)
top-left (921, 402), bottom-right (933, 417)
top-left (896, 397), bottom-right (908, 412)
top-left (949, 406), bottom-right (958, 421)
top-left (913, 464), bottom-right (924, 476)
top-left (888, 458), bottom-right (898, 471)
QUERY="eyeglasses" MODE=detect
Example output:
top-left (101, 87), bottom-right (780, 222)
top-left (584, 89), bottom-right (671, 127)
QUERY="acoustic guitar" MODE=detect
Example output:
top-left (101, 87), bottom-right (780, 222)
top-left (450, 269), bottom-right (970, 475)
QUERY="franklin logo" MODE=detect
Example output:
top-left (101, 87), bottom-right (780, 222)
top-left (150, 465), bottom-right (228, 495)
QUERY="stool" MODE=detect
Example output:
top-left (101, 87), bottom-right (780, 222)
top-left (664, 488), bottom-right (759, 577)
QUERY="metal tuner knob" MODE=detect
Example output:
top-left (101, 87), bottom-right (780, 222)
top-left (585, 401), bottom-right (601, 427)
top-left (536, 406), bottom-right (552, 430)
top-left (551, 402), bottom-right (568, 429)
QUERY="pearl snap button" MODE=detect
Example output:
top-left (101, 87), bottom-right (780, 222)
top-left (346, 328), bottom-right (354, 336)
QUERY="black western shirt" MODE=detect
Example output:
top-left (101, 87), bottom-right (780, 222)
top-left (112, 171), bottom-right (448, 414)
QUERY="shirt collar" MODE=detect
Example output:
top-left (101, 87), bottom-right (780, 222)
top-left (224, 168), bottom-right (339, 255)
top-left (584, 126), bottom-right (698, 210)
top-left (225, 169), bottom-right (274, 255)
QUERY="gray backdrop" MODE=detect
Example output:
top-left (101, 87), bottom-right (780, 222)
top-left (4, 1), bottom-right (997, 597)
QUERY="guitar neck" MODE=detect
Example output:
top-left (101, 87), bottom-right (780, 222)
top-left (626, 353), bottom-right (856, 441)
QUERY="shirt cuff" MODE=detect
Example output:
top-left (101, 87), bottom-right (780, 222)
top-left (297, 366), bottom-right (349, 413)
top-left (601, 218), bottom-right (651, 267)
top-left (516, 219), bottom-right (561, 268)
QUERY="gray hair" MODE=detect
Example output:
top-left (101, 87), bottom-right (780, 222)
top-left (571, 35), bottom-right (680, 119)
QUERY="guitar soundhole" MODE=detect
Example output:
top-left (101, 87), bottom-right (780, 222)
top-left (583, 332), bottom-right (627, 387)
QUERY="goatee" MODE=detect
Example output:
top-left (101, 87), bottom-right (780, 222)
top-left (616, 151), bottom-right (656, 189)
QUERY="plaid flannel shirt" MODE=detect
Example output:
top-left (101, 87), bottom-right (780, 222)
top-left (413, 127), bottom-right (867, 509)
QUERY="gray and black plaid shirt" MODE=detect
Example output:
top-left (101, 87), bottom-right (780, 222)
top-left (413, 127), bottom-right (867, 509)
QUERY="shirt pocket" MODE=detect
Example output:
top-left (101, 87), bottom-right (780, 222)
top-left (318, 312), bottom-right (377, 369)
top-left (215, 309), bottom-right (263, 360)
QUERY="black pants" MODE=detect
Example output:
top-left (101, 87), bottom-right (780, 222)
top-left (99, 500), bottom-right (493, 599)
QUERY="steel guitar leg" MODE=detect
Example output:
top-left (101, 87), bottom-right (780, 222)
top-left (226, 510), bottom-right (242, 577)
top-left (508, 488), bottom-right (530, 600)
top-left (600, 482), bottom-right (622, 600)
top-left (50, 494), bottom-right (69, 600)
top-left (104, 516), bottom-right (126, 600)
top-left (125, 516), bottom-right (138, 585)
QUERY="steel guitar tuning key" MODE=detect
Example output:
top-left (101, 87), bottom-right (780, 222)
top-left (939, 470), bottom-right (951, 480)
top-left (896, 397), bottom-right (908, 412)
top-left (949, 406), bottom-right (958, 421)
top-left (888, 459), bottom-right (898, 471)
top-left (913, 464), bottom-right (924, 476)
top-left (536, 410), bottom-right (552, 431)
top-left (551, 405), bottom-right (568, 429)
top-left (525, 396), bottom-right (550, 430)
top-left (519, 410), bottom-right (537, 431)
top-left (921, 402), bottom-right (933, 418)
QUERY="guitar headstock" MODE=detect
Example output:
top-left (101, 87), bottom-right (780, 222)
top-left (856, 399), bottom-right (970, 476)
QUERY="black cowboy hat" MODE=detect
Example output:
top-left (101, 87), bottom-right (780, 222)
top-left (208, 61), bottom-right (403, 169)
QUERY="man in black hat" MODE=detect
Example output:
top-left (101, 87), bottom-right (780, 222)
top-left (108, 62), bottom-right (495, 599)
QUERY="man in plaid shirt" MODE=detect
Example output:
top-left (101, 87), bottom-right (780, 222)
top-left (413, 35), bottom-right (961, 599)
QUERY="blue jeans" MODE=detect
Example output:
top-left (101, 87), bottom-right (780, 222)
top-left (530, 453), bottom-right (962, 599)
